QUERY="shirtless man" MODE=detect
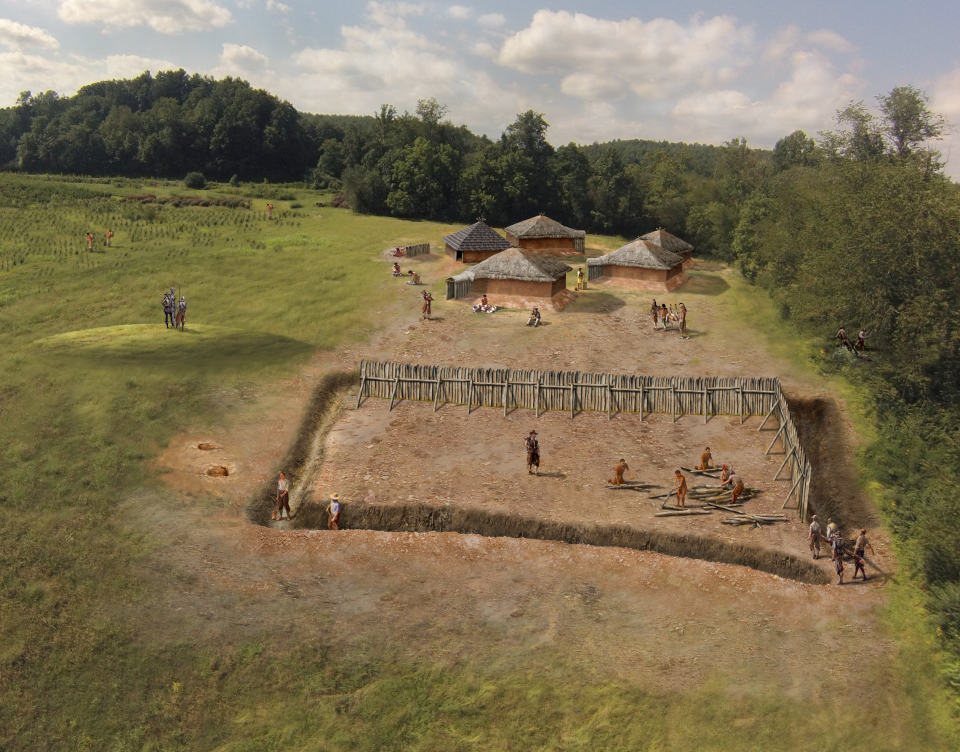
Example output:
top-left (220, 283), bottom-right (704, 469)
top-left (267, 203), bottom-right (274, 220)
top-left (421, 290), bottom-right (433, 319)
top-left (673, 470), bottom-right (687, 508)
top-left (86, 232), bottom-right (93, 252)
top-left (326, 493), bottom-right (341, 530)
top-left (678, 303), bottom-right (688, 338)
top-left (808, 514), bottom-right (822, 559)
top-left (835, 325), bottom-right (851, 350)
top-left (105, 229), bottom-right (113, 248)
top-left (855, 329), bottom-right (869, 352)
top-left (525, 430), bottom-right (540, 475)
top-left (660, 304), bottom-right (669, 330)
top-left (609, 459), bottom-right (634, 486)
top-left (274, 472), bottom-right (290, 521)
top-left (721, 471), bottom-right (744, 503)
top-left (695, 447), bottom-right (716, 471)
top-left (719, 464), bottom-right (735, 483)
top-left (473, 295), bottom-right (490, 313)
top-left (650, 300), bottom-right (660, 331)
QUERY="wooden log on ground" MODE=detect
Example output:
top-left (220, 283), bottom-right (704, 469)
top-left (654, 510), bottom-right (713, 517)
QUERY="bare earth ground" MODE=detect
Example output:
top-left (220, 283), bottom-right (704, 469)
top-left (147, 256), bottom-right (907, 739)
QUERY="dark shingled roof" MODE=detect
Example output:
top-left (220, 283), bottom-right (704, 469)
top-left (640, 229), bottom-right (694, 254)
top-left (587, 240), bottom-right (685, 271)
top-left (505, 214), bottom-right (585, 239)
top-left (452, 248), bottom-right (572, 283)
top-left (442, 221), bottom-right (514, 252)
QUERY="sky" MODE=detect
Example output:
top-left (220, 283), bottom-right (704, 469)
top-left (2, 0), bottom-right (960, 173)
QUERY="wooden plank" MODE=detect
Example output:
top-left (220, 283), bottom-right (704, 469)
top-left (765, 422), bottom-right (786, 454)
top-left (703, 382), bottom-right (708, 424)
top-left (773, 446), bottom-right (796, 480)
top-left (433, 375), bottom-right (442, 413)
top-left (781, 470), bottom-right (805, 509)
top-left (467, 377), bottom-right (473, 415)
top-left (388, 376), bottom-right (400, 412)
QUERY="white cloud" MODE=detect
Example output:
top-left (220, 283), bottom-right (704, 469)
top-left (266, 0), bottom-right (290, 12)
top-left (932, 67), bottom-right (960, 179)
top-left (477, 13), bottom-right (504, 28)
top-left (212, 42), bottom-right (269, 81)
top-left (58, 0), bottom-right (233, 34)
top-left (0, 19), bottom-right (59, 50)
top-left (806, 29), bottom-right (856, 53)
top-left (105, 54), bottom-right (177, 78)
top-left (448, 5), bottom-right (472, 20)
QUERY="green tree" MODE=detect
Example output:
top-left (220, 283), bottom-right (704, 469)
top-left (772, 130), bottom-right (818, 171)
top-left (878, 85), bottom-right (947, 160)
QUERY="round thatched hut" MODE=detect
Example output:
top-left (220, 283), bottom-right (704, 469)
top-left (504, 215), bottom-right (586, 257)
top-left (640, 229), bottom-right (695, 270)
top-left (446, 248), bottom-right (575, 311)
top-left (442, 221), bottom-right (514, 263)
top-left (586, 239), bottom-right (688, 292)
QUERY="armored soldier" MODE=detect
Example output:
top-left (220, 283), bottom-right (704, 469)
top-left (163, 288), bottom-right (175, 328)
top-left (176, 296), bottom-right (187, 329)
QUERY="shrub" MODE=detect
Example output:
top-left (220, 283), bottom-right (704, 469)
top-left (184, 172), bottom-right (206, 190)
top-left (229, 174), bottom-right (240, 187)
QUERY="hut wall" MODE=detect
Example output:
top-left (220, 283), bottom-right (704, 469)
top-left (513, 237), bottom-right (579, 257)
top-left (666, 265), bottom-right (684, 280)
top-left (550, 277), bottom-right (568, 296)
top-left (462, 249), bottom-right (505, 264)
top-left (603, 265), bottom-right (670, 284)
top-left (444, 243), bottom-right (458, 260)
top-left (473, 278), bottom-right (555, 297)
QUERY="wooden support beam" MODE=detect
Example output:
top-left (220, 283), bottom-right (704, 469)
top-left (503, 378), bottom-right (509, 418)
top-left (388, 376), bottom-right (400, 412)
top-left (570, 382), bottom-right (575, 419)
top-left (765, 422), bottom-right (786, 455)
top-left (773, 446), bottom-right (796, 480)
top-left (535, 381), bottom-right (540, 419)
top-left (757, 402), bottom-right (780, 431)
top-left (639, 382), bottom-right (644, 422)
top-left (781, 470), bottom-right (805, 509)
top-left (672, 383), bottom-right (677, 423)
top-left (703, 382), bottom-right (708, 424)
top-left (432, 374), bottom-right (442, 413)
top-left (607, 381), bottom-right (612, 421)
top-left (739, 381), bottom-right (745, 424)
top-left (467, 378), bottom-right (473, 415)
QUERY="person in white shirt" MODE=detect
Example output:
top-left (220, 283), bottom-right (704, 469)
top-left (274, 472), bottom-right (290, 521)
top-left (326, 493), bottom-right (341, 530)
top-left (808, 515), bottom-right (822, 559)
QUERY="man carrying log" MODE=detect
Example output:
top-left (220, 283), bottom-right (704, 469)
top-left (695, 447), bottom-right (716, 472)
top-left (720, 470), bottom-right (744, 503)
top-left (855, 328), bottom-right (870, 352)
top-left (525, 430), bottom-right (540, 476)
top-left (609, 459), bottom-right (634, 486)
top-left (808, 514), bottom-right (822, 559)
top-left (673, 470), bottom-right (687, 509)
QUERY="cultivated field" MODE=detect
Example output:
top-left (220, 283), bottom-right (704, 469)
top-left (1, 174), bottom-right (956, 751)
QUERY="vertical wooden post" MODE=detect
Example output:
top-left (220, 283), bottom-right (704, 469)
top-left (570, 381), bottom-right (576, 419)
top-left (503, 377), bottom-right (509, 417)
top-left (467, 377), bottom-right (473, 415)
top-left (535, 380), bottom-right (540, 419)
top-left (639, 382), bottom-right (644, 422)
top-left (356, 360), bottom-right (366, 409)
top-left (388, 376), bottom-right (400, 412)
top-left (672, 382), bottom-right (677, 423)
top-left (607, 380), bottom-right (612, 421)
top-left (433, 371), bottom-right (442, 413)
top-left (739, 381), bottom-right (745, 424)
top-left (703, 383), bottom-right (708, 424)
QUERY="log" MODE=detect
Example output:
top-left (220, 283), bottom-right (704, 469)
top-left (654, 510), bottom-right (713, 517)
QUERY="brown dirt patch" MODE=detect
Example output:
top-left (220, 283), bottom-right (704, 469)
top-left (206, 465), bottom-right (230, 477)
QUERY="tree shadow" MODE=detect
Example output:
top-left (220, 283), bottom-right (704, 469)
top-left (683, 273), bottom-right (730, 296)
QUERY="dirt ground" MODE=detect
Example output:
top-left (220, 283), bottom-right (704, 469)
top-left (148, 254), bottom-right (901, 723)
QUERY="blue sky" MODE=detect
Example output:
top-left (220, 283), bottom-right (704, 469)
top-left (1, 0), bottom-right (959, 172)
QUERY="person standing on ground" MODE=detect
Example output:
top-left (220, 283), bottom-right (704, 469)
top-left (851, 549), bottom-right (867, 581)
top-left (525, 430), bottom-right (540, 476)
top-left (267, 203), bottom-right (274, 221)
top-left (326, 493), bottom-right (341, 530)
top-left (421, 290), bottom-right (433, 319)
top-left (855, 329), bottom-right (869, 352)
top-left (176, 296), bottom-right (187, 329)
top-left (853, 529), bottom-right (875, 577)
top-left (695, 447), bottom-right (716, 471)
top-left (673, 470), bottom-right (687, 508)
top-left (86, 232), bottom-right (93, 252)
top-left (825, 518), bottom-right (839, 558)
top-left (679, 303), bottom-right (689, 339)
top-left (832, 531), bottom-right (846, 584)
top-left (659, 304), bottom-right (669, 330)
top-left (162, 290), bottom-right (175, 329)
top-left (650, 299), bottom-right (659, 331)
top-left (274, 472), bottom-right (290, 521)
top-left (609, 459), bottom-right (633, 486)
top-left (105, 229), bottom-right (113, 248)
top-left (808, 515), bottom-right (822, 559)
top-left (576, 267), bottom-right (584, 290)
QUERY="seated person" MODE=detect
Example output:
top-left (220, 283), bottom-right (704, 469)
top-left (392, 262), bottom-right (402, 276)
top-left (473, 294), bottom-right (491, 313)
top-left (526, 307), bottom-right (541, 327)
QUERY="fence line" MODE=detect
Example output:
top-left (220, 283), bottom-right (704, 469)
top-left (587, 262), bottom-right (603, 281)
top-left (446, 274), bottom-right (473, 300)
top-left (404, 243), bottom-right (431, 257)
top-left (355, 361), bottom-right (812, 520)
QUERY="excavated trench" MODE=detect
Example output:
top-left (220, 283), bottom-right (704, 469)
top-left (249, 370), bottom-right (835, 586)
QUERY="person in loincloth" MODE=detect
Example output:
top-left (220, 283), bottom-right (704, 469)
top-left (808, 514), bottom-right (822, 559)
top-left (609, 458), bottom-right (633, 486)
top-left (855, 328), bottom-right (869, 352)
top-left (719, 464), bottom-right (735, 484)
top-left (695, 447), bottom-right (716, 471)
top-left (421, 290), bottom-right (433, 319)
top-left (660, 304), bottom-right (669, 330)
top-left (835, 325), bottom-right (851, 350)
top-left (274, 472), bottom-right (290, 521)
top-left (326, 493), bottom-right (341, 530)
top-left (672, 470), bottom-right (688, 508)
top-left (721, 471), bottom-right (744, 503)
top-left (525, 430), bottom-right (540, 475)
top-left (650, 300), bottom-right (659, 331)
top-left (678, 303), bottom-right (688, 338)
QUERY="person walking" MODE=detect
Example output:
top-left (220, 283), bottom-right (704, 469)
top-left (267, 203), bottom-right (274, 221)
top-left (86, 232), bottom-right (94, 252)
top-left (105, 229), bottom-right (113, 248)
top-left (576, 267), bottom-right (584, 291)
top-left (525, 430), bottom-right (540, 476)
top-left (274, 472), bottom-right (290, 521)
top-left (650, 299), bottom-right (659, 331)
top-left (326, 493), bottom-right (341, 530)
top-left (832, 531), bottom-right (846, 585)
top-left (421, 290), bottom-right (433, 319)
top-left (808, 515), bottom-right (822, 559)
top-left (678, 303), bottom-right (689, 339)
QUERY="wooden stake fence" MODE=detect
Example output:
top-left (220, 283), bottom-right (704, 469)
top-left (356, 361), bottom-right (813, 521)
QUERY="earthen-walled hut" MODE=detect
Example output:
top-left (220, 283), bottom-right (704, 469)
top-left (442, 221), bottom-right (514, 263)
top-left (640, 229), bottom-right (695, 270)
top-left (446, 248), bottom-right (575, 311)
top-left (504, 215), bottom-right (586, 257)
top-left (586, 239), bottom-right (688, 292)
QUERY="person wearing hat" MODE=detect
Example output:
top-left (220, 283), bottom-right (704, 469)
top-left (325, 493), bottom-right (341, 530)
top-left (274, 472), bottom-right (290, 521)
top-left (524, 430), bottom-right (540, 475)
top-left (808, 515), bottom-right (822, 559)
top-left (526, 307), bottom-right (541, 327)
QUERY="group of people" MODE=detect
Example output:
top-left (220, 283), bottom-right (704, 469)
top-left (273, 472), bottom-right (342, 529)
top-left (162, 287), bottom-right (187, 329)
top-left (84, 230), bottom-right (113, 251)
top-left (808, 515), bottom-right (875, 584)
top-left (393, 262), bottom-right (422, 284)
top-left (668, 449), bottom-right (744, 508)
top-left (650, 299), bottom-right (688, 338)
top-left (835, 325), bottom-right (870, 352)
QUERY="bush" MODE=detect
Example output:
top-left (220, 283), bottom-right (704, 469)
top-left (229, 174), bottom-right (240, 187)
top-left (184, 172), bottom-right (206, 190)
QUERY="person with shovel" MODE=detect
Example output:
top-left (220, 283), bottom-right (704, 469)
top-left (672, 470), bottom-right (688, 509)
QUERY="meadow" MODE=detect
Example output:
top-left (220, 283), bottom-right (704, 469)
top-left (0, 173), bottom-right (955, 751)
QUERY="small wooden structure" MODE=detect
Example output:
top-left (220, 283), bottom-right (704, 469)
top-left (587, 239), bottom-right (688, 292)
top-left (505, 214), bottom-right (586, 257)
top-left (446, 247), bottom-right (574, 311)
top-left (640, 229), bottom-right (695, 270)
top-left (442, 221), bottom-right (513, 263)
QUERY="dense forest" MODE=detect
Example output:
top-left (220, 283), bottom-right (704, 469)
top-left (2, 72), bottom-right (960, 694)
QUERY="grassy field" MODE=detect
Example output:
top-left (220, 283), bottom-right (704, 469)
top-left (0, 173), bottom-right (956, 751)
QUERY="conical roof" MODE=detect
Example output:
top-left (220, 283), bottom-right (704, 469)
top-left (442, 221), bottom-right (514, 252)
top-left (464, 247), bottom-right (572, 282)
top-left (505, 214), bottom-right (585, 239)
top-left (589, 239), bottom-right (684, 271)
top-left (640, 229), bottom-right (694, 254)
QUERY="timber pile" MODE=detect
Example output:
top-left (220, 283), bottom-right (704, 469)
top-left (704, 501), bottom-right (788, 529)
top-left (681, 465), bottom-right (720, 478)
